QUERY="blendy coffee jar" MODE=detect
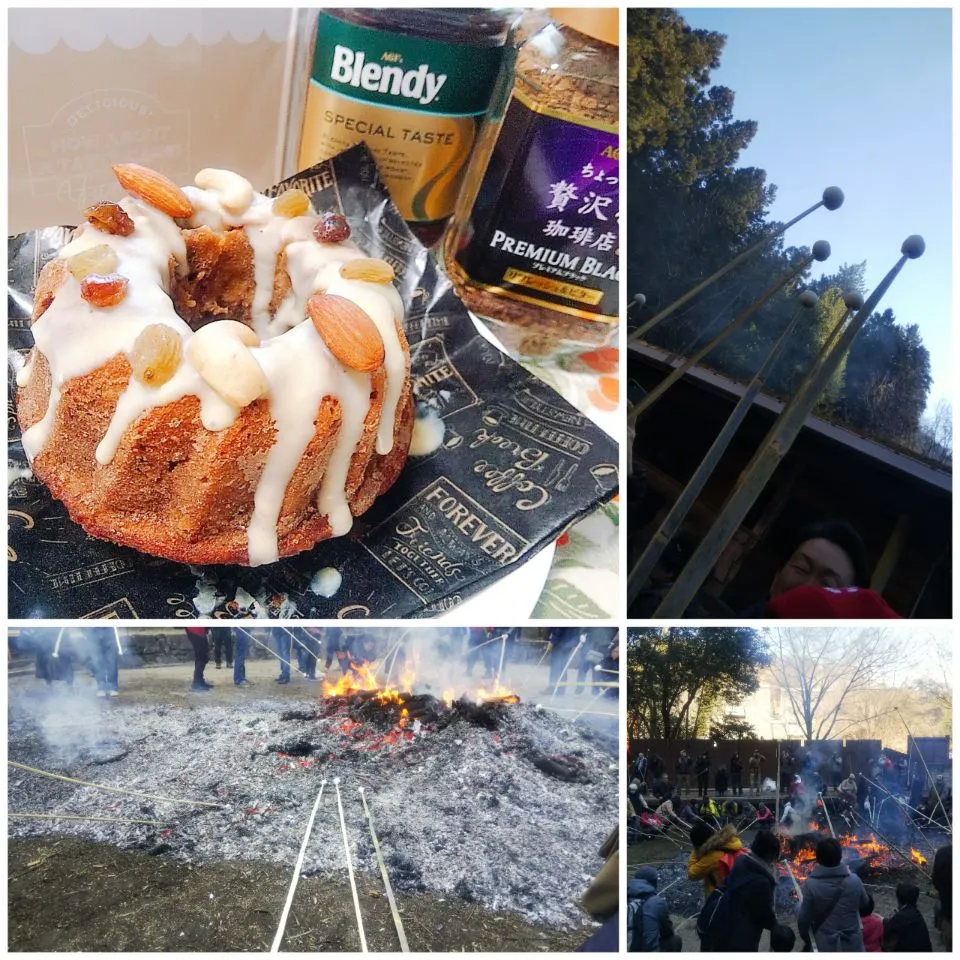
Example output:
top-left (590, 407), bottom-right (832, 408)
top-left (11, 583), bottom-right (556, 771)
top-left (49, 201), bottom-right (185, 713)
top-left (444, 9), bottom-right (620, 359)
top-left (298, 9), bottom-right (518, 246)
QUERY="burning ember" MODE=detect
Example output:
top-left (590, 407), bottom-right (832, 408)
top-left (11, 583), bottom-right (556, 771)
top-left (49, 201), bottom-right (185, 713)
top-left (782, 829), bottom-right (925, 881)
top-left (323, 660), bottom-right (518, 711)
top-left (8, 681), bottom-right (616, 932)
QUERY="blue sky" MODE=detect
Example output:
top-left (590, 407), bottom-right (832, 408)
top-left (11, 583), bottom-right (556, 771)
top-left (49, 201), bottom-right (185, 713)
top-left (678, 7), bottom-right (952, 410)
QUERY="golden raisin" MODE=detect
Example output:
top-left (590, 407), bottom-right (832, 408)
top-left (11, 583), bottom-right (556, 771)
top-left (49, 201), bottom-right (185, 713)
top-left (130, 324), bottom-right (182, 387)
top-left (84, 201), bottom-right (135, 236)
top-left (339, 257), bottom-right (395, 284)
top-left (272, 189), bottom-right (312, 218)
top-left (67, 244), bottom-right (119, 281)
top-left (80, 273), bottom-right (129, 308)
top-left (313, 212), bottom-right (351, 243)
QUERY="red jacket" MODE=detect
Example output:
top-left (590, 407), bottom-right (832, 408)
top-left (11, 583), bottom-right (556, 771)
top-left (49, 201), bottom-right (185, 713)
top-left (862, 913), bottom-right (883, 952)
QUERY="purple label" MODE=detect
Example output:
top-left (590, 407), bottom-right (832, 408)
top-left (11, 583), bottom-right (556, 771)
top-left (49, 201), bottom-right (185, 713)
top-left (454, 94), bottom-right (619, 320)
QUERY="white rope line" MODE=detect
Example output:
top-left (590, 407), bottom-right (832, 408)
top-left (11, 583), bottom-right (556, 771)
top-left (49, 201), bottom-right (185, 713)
top-left (573, 687), bottom-right (609, 721)
top-left (8, 760), bottom-right (225, 808)
top-left (9, 811), bottom-right (175, 825)
top-left (281, 627), bottom-right (320, 665)
top-left (235, 626), bottom-right (292, 667)
top-left (550, 638), bottom-right (586, 698)
top-left (359, 787), bottom-right (409, 952)
top-left (271, 780), bottom-right (326, 953)
top-left (334, 778), bottom-right (367, 952)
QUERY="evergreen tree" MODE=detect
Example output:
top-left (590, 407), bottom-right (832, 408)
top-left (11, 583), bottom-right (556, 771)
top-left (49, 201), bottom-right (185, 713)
top-left (626, 10), bottom-right (937, 452)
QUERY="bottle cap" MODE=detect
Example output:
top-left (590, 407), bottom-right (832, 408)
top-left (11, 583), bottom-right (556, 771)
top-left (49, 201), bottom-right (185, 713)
top-left (550, 8), bottom-right (619, 47)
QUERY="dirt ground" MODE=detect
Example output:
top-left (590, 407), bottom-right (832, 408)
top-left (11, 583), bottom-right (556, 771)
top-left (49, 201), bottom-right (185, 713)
top-left (9, 836), bottom-right (587, 952)
top-left (8, 660), bottom-right (607, 952)
top-left (627, 830), bottom-right (948, 952)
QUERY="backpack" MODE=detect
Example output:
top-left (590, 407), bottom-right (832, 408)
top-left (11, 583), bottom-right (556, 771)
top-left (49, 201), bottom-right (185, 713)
top-left (697, 861), bottom-right (750, 949)
top-left (627, 894), bottom-right (648, 952)
top-left (696, 883), bottom-right (730, 949)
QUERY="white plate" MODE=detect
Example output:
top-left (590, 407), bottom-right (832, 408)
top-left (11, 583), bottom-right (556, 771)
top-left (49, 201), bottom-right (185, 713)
top-left (435, 540), bottom-right (556, 624)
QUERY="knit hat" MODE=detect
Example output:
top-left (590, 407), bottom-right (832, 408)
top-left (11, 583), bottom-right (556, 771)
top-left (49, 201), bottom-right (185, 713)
top-left (767, 585), bottom-right (901, 619)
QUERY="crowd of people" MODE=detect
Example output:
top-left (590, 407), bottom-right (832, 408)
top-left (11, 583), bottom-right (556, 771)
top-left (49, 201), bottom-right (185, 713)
top-left (629, 824), bottom-right (951, 953)
top-left (627, 739), bottom-right (952, 952)
top-left (14, 626), bottom-right (621, 703)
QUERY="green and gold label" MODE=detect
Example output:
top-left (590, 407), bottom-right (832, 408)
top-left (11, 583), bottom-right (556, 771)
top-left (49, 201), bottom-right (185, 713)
top-left (299, 12), bottom-right (506, 225)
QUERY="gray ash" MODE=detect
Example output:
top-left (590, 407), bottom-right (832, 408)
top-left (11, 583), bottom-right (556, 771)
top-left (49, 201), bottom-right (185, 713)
top-left (8, 691), bottom-right (616, 929)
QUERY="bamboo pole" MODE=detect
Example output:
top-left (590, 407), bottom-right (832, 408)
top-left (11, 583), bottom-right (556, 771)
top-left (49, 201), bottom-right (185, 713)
top-left (271, 780), bottom-right (326, 953)
top-left (281, 627), bottom-right (320, 667)
top-left (858, 772), bottom-right (945, 842)
top-left (629, 250), bottom-right (824, 421)
top-left (333, 778), bottom-right (367, 952)
top-left (550, 638), bottom-right (586, 698)
top-left (628, 187), bottom-right (843, 343)
top-left (897, 708), bottom-right (952, 830)
top-left (775, 743), bottom-right (781, 827)
top-left (236, 626), bottom-right (291, 667)
top-left (850, 808), bottom-right (932, 881)
top-left (653, 237), bottom-right (925, 616)
top-left (818, 792), bottom-right (836, 839)
top-left (784, 863), bottom-right (819, 953)
top-left (10, 812), bottom-right (176, 825)
top-left (573, 688), bottom-right (610, 721)
top-left (627, 290), bottom-right (821, 604)
top-left (359, 788), bottom-right (409, 952)
top-left (8, 760), bottom-right (225, 808)
top-left (494, 634), bottom-right (508, 690)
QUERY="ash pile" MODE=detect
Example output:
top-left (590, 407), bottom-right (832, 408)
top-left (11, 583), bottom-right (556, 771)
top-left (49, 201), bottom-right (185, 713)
top-left (8, 688), bottom-right (616, 929)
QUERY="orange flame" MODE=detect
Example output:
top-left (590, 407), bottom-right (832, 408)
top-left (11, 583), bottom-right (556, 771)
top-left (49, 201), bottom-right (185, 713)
top-left (911, 848), bottom-right (928, 866)
top-left (322, 663), bottom-right (381, 697)
top-left (475, 683), bottom-right (520, 704)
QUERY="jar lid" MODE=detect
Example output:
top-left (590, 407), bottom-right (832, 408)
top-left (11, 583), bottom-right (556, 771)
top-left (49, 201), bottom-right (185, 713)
top-left (550, 8), bottom-right (619, 47)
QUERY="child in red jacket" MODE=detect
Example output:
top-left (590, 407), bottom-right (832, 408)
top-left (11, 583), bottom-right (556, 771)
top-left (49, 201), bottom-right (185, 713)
top-left (860, 893), bottom-right (884, 952)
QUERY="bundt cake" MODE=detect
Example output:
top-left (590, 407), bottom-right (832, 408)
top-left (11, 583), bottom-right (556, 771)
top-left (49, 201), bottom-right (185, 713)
top-left (15, 163), bottom-right (413, 566)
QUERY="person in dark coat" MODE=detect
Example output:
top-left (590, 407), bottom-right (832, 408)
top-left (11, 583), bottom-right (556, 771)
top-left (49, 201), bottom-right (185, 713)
top-left (647, 752), bottom-right (665, 782)
top-left (232, 626), bottom-right (251, 687)
top-left (932, 843), bottom-right (951, 950)
top-left (730, 752), bottom-right (743, 795)
top-left (211, 627), bottom-right (233, 671)
top-left (715, 765), bottom-right (729, 798)
top-left (882, 882), bottom-right (933, 952)
top-left (324, 628), bottom-right (349, 675)
top-left (89, 627), bottom-right (119, 697)
top-left (627, 866), bottom-right (681, 952)
top-left (797, 837), bottom-right (870, 951)
top-left (676, 749), bottom-right (693, 795)
top-left (185, 626), bottom-right (212, 692)
top-left (699, 829), bottom-right (780, 951)
top-left (695, 752), bottom-right (711, 798)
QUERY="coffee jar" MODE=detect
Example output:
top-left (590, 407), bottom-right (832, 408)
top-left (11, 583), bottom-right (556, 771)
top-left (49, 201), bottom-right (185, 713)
top-left (444, 9), bottom-right (620, 359)
top-left (297, 9), bottom-right (518, 247)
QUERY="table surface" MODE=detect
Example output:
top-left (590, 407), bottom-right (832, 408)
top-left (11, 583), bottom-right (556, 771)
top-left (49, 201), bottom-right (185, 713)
top-left (519, 345), bottom-right (620, 620)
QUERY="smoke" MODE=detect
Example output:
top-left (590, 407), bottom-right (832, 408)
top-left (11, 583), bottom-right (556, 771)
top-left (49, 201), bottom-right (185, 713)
top-left (10, 627), bottom-right (619, 763)
top-left (12, 630), bottom-right (114, 767)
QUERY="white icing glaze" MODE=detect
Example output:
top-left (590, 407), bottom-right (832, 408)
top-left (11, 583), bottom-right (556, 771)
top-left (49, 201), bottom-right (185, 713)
top-left (310, 567), bottom-right (343, 598)
top-left (22, 170), bottom-right (408, 566)
top-left (410, 406), bottom-right (445, 456)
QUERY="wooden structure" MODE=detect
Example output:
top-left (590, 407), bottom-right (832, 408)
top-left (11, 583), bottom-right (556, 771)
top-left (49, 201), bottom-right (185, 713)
top-left (628, 343), bottom-right (952, 617)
